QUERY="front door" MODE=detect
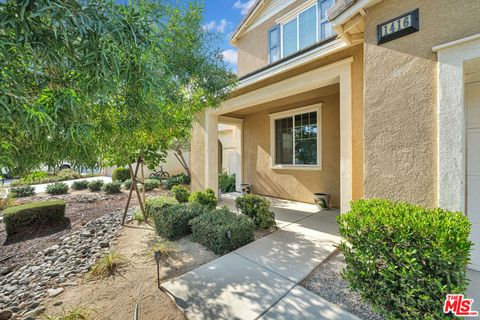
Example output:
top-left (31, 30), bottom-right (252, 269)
top-left (467, 77), bottom-right (480, 271)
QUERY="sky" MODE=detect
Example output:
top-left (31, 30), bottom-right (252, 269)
top-left (200, 0), bottom-right (256, 73)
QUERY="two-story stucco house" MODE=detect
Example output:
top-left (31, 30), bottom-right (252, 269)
top-left (190, 0), bottom-right (480, 271)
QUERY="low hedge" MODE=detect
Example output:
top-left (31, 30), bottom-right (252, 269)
top-left (112, 167), bottom-right (130, 182)
top-left (142, 179), bottom-right (160, 191)
top-left (337, 199), bottom-right (473, 319)
top-left (102, 181), bottom-right (122, 194)
top-left (171, 185), bottom-right (190, 203)
top-left (164, 173), bottom-right (190, 190)
top-left (188, 188), bottom-right (217, 209)
top-left (9, 185), bottom-right (35, 198)
top-left (219, 171), bottom-right (236, 193)
top-left (71, 180), bottom-right (90, 190)
top-left (190, 207), bottom-right (255, 255)
top-left (46, 182), bottom-right (69, 195)
top-left (153, 203), bottom-right (207, 240)
top-left (145, 196), bottom-right (178, 218)
top-left (88, 179), bottom-right (104, 192)
top-left (235, 194), bottom-right (275, 229)
top-left (3, 200), bottom-right (66, 236)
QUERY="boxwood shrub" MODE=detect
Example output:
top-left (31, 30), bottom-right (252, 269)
top-left (142, 179), bottom-right (161, 191)
top-left (87, 179), bottom-right (104, 192)
top-left (337, 199), bottom-right (473, 319)
top-left (171, 185), bottom-right (190, 203)
top-left (112, 167), bottom-right (130, 182)
top-left (71, 180), bottom-right (90, 190)
top-left (235, 194), bottom-right (275, 229)
top-left (102, 181), bottom-right (122, 194)
top-left (153, 203), bottom-right (207, 240)
top-left (46, 182), bottom-right (69, 195)
top-left (188, 188), bottom-right (217, 209)
top-left (164, 173), bottom-right (190, 190)
top-left (3, 200), bottom-right (66, 236)
top-left (190, 207), bottom-right (255, 255)
top-left (9, 185), bottom-right (35, 198)
top-left (145, 196), bottom-right (178, 218)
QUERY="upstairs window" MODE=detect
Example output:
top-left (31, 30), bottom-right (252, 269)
top-left (269, 0), bottom-right (335, 63)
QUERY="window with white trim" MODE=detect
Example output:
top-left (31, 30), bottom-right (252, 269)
top-left (269, 0), bottom-right (335, 62)
top-left (270, 106), bottom-right (321, 168)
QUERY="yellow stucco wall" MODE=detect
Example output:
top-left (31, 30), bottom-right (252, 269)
top-left (363, 0), bottom-right (480, 207)
top-left (242, 93), bottom-right (341, 206)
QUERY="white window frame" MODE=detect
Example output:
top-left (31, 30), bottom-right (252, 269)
top-left (269, 104), bottom-right (323, 170)
top-left (280, 3), bottom-right (318, 59)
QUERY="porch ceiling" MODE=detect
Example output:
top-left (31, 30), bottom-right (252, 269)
top-left (223, 84), bottom-right (339, 117)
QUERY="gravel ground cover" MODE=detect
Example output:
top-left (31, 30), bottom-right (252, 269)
top-left (301, 252), bottom-right (384, 320)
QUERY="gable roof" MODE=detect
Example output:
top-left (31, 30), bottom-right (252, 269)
top-left (230, 0), bottom-right (362, 46)
top-left (230, 0), bottom-right (267, 46)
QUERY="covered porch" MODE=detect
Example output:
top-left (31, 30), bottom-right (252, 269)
top-left (191, 57), bottom-right (362, 213)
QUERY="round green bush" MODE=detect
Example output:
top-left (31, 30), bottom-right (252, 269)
top-left (188, 188), bottom-right (217, 209)
top-left (337, 199), bottom-right (473, 319)
top-left (164, 173), bottom-right (190, 190)
top-left (234, 194), bottom-right (275, 229)
top-left (9, 185), bottom-right (35, 198)
top-left (71, 180), bottom-right (90, 190)
top-left (46, 182), bottom-right (69, 195)
top-left (88, 179), bottom-right (104, 192)
top-left (102, 181), bottom-right (122, 194)
top-left (123, 179), bottom-right (132, 190)
top-left (219, 171), bottom-right (236, 193)
top-left (112, 167), bottom-right (131, 182)
top-left (171, 185), bottom-right (190, 203)
top-left (142, 179), bottom-right (160, 191)
top-left (153, 203), bottom-right (207, 240)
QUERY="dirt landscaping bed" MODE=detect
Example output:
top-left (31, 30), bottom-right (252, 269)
top-left (0, 189), bottom-right (168, 269)
top-left (43, 221), bottom-right (217, 320)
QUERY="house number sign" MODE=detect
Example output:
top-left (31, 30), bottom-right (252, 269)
top-left (377, 9), bottom-right (419, 44)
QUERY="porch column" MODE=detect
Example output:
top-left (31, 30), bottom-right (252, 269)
top-left (339, 63), bottom-right (353, 213)
top-left (205, 111), bottom-right (219, 195)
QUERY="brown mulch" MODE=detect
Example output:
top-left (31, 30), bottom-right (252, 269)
top-left (0, 188), bottom-right (168, 269)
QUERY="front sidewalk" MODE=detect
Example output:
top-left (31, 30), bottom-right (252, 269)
top-left (161, 195), bottom-right (358, 319)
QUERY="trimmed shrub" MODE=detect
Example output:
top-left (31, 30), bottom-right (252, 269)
top-left (9, 185), bottom-right (35, 198)
top-left (188, 188), bottom-right (217, 209)
top-left (102, 181), bottom-right (122, 194)
top-left (190, 207), bottom-right (255, 255)
top-left (145, 196), bottom-right (178, 218)
top-left (171, 185), bottom-right (190, 203)
top-left (87, 179), bottom-right (104, 192)
top-left (123, 179), bottom-right (132, 190)
top-left (234, 194), bottom-right (275, 229)
top-left (337, 199), bottom-right (473, 319)
top-left (142, 178), bottom-right (160, 191)
top-left (46, 182), bottom-right (69, 195)
top-left (71, 180), bottom-right (90, 190)
top-left (3, 200), bottom-right (66, 236)
top-left (153, 203), bottom-right (207, 240)
top-left (56, 169), bottom-right (81, 180)
top-left (112, 167), bottom-right (130, 182)
top-left (164, 173), bottom-right (190, 190)
top-left (219, 171), bottom-right (236, 193)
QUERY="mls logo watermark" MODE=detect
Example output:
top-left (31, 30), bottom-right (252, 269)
top-left (444, 294), bottom-right (478, 317)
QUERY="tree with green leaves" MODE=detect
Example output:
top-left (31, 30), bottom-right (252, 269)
top-left (0, 0), bottom-right (236, 219)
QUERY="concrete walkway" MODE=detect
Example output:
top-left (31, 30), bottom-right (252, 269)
top-left (7, 176), bottom-right (112, 193)
top-left (162, 194), bottom-right (358, 320)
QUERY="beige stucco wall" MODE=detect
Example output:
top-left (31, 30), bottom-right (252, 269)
top-left (243, 93), bottom-right (340, 206)
top-left (363, 0), bottom-right (480, 207)
top-left (190, 111), bottom-right (206, 191)
top-left (236, 0), bottom-right (310, 77)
